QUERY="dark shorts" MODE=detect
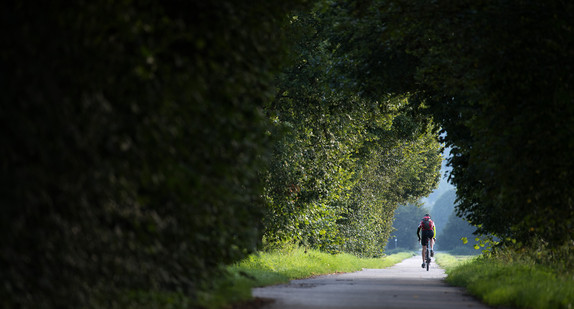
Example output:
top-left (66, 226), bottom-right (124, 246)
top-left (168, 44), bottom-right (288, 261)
top-left (421, 230), bottom-right (434, 246)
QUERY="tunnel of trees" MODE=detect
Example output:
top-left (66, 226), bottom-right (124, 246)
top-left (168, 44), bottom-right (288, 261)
top-left (2, 0), bottom-right (572, 307)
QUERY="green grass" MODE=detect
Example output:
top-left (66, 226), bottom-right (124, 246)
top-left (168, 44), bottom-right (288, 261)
top-left (437, 253), bottom-right (574, 309)
top-left (233, 248), bottom-right (413, 280)
top-left (434, 252), bottom-right (477, 271)
top-left (198, 248), bottom-right (414, 308)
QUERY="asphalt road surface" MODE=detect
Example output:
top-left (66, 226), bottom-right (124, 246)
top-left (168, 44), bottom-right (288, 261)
top-left (252, 255), bottom-right (491, 309)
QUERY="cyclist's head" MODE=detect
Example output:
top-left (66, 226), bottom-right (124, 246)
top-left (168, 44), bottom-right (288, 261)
top-left (424, 213), bottom-right (431, 218)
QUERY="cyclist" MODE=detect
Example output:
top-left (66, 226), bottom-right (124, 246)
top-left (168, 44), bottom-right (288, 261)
top-left (417, 213), bottom-right (436, 268)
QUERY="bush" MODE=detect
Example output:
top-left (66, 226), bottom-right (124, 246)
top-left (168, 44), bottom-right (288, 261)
top-left (0, 1), bottom-right (305, 307)
top-left (445, 246), bottom-right (574, 309)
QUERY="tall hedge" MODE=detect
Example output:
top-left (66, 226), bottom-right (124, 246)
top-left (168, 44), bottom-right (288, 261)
top-left (0, 1), bottom-right (304, 307)
top-left (317, 0), bottom-right (574, 247)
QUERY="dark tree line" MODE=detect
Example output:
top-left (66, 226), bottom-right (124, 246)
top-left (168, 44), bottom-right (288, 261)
top-left (323, 0), bottom-right (574, 248)
top-left (385, 0), bottom-right (574, 247)
top-left (1, 1), bottom-right (307, 307)
top-left (2, 0), bottom-right (443, 307)
top-left (5, 0), bottom-right (570, 307)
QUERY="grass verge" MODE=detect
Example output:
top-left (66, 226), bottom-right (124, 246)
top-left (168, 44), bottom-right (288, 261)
top-left (199, 248), bottom-right (414, 308)
top-left (434, 252), bottom-right (477, 271)
top-left (437, 253), bottom-right (574, 309)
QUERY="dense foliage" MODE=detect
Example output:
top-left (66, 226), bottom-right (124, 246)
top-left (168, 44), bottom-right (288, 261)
top-left (12, 0), bottom-right (563, 306)
top-left (1, 1), bottom-right (306, 307)
top-left (261, 7), bottom-right (442, 257)
top-left (326, 0), bottom-right (574, 247)
top-left (409, 0), bottom-right (573, 247)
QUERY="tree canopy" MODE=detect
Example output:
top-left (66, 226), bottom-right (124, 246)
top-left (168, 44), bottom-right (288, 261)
top-left (4, 0), bottom-right (571, 307)
top-left (1, 0), bottom-right (307, 306)
top-left (261, 6), bottom-right (441, 257)
top-left (324, 0), bottom-right (574, 247)
top-left (397, 0), bottom-right (574, 246)
top-left (2, 0), bottom-right (444, 306)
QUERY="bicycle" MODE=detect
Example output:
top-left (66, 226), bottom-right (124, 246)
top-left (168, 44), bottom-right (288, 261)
top-left (424, 236), bottom-right (431, 271)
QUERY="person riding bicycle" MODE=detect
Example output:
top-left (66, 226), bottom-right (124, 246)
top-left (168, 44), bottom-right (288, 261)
top-left (417, 213), bottom-right (436, 269)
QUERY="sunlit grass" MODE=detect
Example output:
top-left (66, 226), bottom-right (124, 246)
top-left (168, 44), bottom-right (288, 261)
top-left (234, 247), bottom-right (413, 280)
top-left (439, 253), bottom-right (574, 309)
top-left (434, 252), bottom-right (477, 271)
top-left (198, 248), bottom-right (414, 308)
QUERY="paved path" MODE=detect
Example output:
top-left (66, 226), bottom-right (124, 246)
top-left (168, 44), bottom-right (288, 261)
top-left (252, 256), bottom-right (490, 309)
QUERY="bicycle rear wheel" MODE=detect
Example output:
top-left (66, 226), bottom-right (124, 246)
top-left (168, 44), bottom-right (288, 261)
top-left (426, 238), bottom-right (431, 271)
